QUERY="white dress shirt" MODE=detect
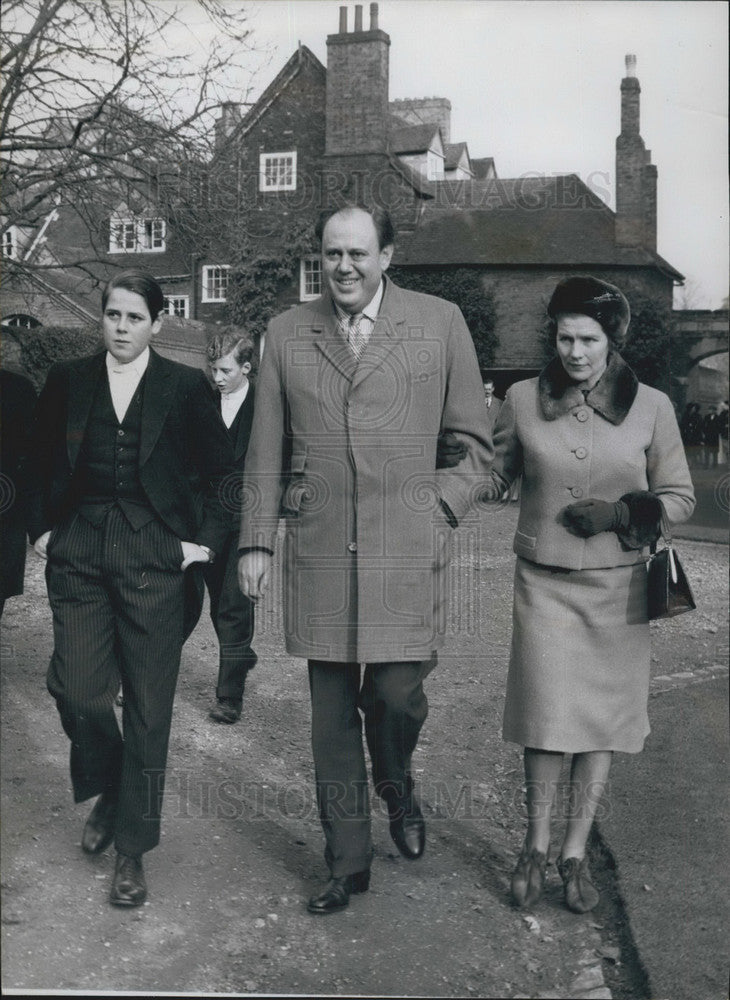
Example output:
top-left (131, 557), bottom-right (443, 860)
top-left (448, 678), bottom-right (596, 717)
top-left (220, 381), bottom-right (250, 429)
top-left (106, 347), bottom-right (150, 423)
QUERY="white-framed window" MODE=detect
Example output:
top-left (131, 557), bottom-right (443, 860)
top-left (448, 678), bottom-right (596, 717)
top-left (259, 151), bottom-right (297, 192)
top-left (142, 218), bottom-right (166, 250)
top-left (2, 227), bottom-right (18, 259)
top-left (201, 265), bottom-right (230, 303)
top-left (300, 256), bottom-right (322, 301)
top-left (109, 216), bottom-right (167, 253)
top-left (162, 295), bottom-right (190, 318)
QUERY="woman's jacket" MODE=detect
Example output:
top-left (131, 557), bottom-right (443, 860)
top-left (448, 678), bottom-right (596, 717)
top-left (491, 352), bottom-right (695, 570)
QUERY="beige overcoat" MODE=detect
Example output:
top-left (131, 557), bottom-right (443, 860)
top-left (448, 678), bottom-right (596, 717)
top-left (239, 277), bottom-right (493, 661)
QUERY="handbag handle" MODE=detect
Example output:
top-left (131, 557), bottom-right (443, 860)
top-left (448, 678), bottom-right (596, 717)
top-left (650, 505), bottom-right (672, 555)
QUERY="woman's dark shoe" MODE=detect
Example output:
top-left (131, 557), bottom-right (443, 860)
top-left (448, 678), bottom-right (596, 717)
top-left (511, 845), bottom-right (547, 908)
top-left (307, 870), bottom-right (370, 915)
top-left (557, 855), bottom-right (600, 913)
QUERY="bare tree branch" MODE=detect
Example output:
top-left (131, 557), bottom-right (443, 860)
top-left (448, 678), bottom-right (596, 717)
top-left (1, 0), bottom-right (268, 277)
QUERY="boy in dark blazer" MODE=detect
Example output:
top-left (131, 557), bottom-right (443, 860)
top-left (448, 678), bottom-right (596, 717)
top-left (204, 329), bottom-right (258, 724)
top-left (27, 270), bottom-right (235, 907)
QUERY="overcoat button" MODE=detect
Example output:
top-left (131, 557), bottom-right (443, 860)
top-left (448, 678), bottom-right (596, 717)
top-left (571, 487), bottom-right (584, 498)
top-left (575, 447), bottom-right (588, 459)
top-left (347, 542), bottom-right (357, 552)
top-left (576, 409), bottom-right (588, 422)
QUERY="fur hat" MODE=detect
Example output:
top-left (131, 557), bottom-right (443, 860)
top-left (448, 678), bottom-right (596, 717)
top-left (547, 275), bottom-right (631, 346)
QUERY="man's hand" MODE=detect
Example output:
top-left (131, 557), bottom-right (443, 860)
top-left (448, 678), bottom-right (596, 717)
top-left (180, 541), bottom-right (213, 570)
top-left (436, 431), bottom-right (468, 470)
top-left (238, 551), bottom-right (272, 602)
top-left (34, 530), bottom-right (52, 559)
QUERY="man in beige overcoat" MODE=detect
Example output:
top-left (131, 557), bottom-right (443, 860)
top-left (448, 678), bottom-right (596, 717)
top-left (239, 204), bottom-right (492, 915)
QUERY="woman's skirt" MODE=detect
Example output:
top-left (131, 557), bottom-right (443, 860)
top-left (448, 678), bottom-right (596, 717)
top-left (502, 557), bottom-right (651, 754)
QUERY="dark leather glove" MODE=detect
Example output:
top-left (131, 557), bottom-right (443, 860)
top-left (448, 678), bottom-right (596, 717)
top-left (436, 431), bottom-right (468, 469)
top-left (563, 498), bottom-right (630, 537)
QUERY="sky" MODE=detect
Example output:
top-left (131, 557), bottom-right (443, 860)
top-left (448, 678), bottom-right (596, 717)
top-left (189, 0), bottom-right (729, 309)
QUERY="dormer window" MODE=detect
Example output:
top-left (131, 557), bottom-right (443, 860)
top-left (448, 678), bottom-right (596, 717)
top-left (259, 151), bottom-right (297, 192)
top-left (109, 216), bottom-right (166, 253)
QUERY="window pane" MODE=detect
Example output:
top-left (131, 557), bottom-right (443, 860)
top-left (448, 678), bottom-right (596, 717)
top-left (305, 258), bottom-right (321, 296)
top-left (203, 267), bottom-right (229, 301)
top-left (163, 296), bottom-right (189, 317)
top-left (260, 152), bottom-right (296, 191)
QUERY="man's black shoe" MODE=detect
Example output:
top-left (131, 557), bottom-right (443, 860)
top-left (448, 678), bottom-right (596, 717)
top-left (389, 797), bottom-right (426, 860)
top-left (307, 870), bottom-right (370, 915)
top-left (109, 853), bottom-right (147, 907)
top-left (81, 792), bottom-right (117, 855)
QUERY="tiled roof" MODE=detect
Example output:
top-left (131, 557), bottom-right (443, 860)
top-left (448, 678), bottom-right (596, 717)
top-left (393, 174), bottom-right (683, 277)
top-left (155, 315), bottom-right (215, 347)
top-left (387, 154), bottom-right (435, 197)
top-left (470, 157), bottom-right (496, 179)
top-left (389, 123), bottom-right (441, 154)
top-left (221, 46), bottom-right (326, 150)
top-left (444, 142), bottom-right (469, 171)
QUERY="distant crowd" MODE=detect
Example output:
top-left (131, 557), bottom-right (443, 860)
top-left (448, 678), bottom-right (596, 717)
top-left (679, 400), bottom-right (729, 467)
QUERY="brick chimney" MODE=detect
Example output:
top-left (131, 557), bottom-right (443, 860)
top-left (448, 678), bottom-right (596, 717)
top-left (615, 55), bottom-right (657, 251)
top-left (325, 3), bottom-right (390, 156)
top-left (214, 101), bottom-right (242, 148)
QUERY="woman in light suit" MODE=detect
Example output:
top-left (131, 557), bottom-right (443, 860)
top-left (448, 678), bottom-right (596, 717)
top-left (482, 276), bottom-right (694, 913)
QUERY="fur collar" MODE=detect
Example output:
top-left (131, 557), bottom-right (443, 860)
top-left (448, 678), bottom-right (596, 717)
top-left (538, 351), bottom-right (639, 425)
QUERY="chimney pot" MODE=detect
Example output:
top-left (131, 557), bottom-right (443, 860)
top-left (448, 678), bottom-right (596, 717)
top-left (354, 5), bottom-right (363, 31)
top-left (339, 6), bottom-right (347, 32)
top-left (625, 53), bottom-right (637, 77)
top-left (370, 2), bottom-right (379, 30)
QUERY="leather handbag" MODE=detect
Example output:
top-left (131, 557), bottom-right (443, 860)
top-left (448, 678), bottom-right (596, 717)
top-left (646, 513), bottom-right (696, 620)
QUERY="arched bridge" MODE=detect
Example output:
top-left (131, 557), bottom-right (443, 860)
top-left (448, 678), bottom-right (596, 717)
top-left (672, 309), bottom-right (729, 367)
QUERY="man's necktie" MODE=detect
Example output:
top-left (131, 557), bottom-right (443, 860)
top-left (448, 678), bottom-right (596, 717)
top-left (347, 313), bottom-right (368, 360)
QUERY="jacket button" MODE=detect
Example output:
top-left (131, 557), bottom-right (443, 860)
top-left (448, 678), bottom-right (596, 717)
top-left (347, 542), bottom-right (357, 553)
top-left (575, 409), bottom-right (589, 422)
top-left (118, 429), bottom-right (125, 436)
top-left (575, 447), bottom-right (588, 459)
top-left (571, 487), bottom-right (584, 498)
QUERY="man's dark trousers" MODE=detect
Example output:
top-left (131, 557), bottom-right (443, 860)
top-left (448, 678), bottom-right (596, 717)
top-left (46, 506), bottom-right (188, 857)
top-left (203, 533), bottom-right (257, 700)
top-left (307, 655), bottom-right (436, 878)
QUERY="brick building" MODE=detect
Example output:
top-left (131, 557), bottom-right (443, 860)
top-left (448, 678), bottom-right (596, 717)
top-left (2, 2), bottom-right (686, 389)
top-left (199, 2), bottom-right (682, 386)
